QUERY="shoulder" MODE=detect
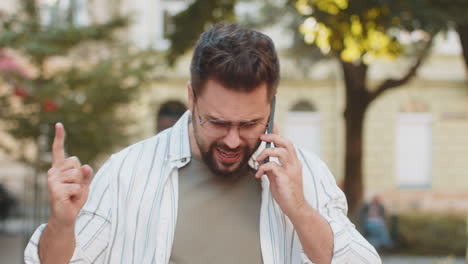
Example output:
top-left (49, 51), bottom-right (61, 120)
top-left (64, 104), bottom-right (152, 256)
top-left (95, 128), bottom-right (173, 183)
top-left (294, 146), bottom-right (347, 210)
top-left (295, 147), bottom-right (329, 175)
top-left (110, 128), bottom-right (172, 164)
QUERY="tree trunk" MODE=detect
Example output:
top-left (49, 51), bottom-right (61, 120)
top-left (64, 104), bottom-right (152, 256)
top-left (340, 61), bottom-right (370, 216)
top-left (457, 23), bottom-right (468, 76)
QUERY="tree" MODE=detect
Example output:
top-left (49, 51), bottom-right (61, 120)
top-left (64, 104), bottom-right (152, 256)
top-left (0, 0), bottom-right (160, 167)
top-left (292, 0), bottom-right (468, 214)
top-left (0, 0), bottom-right (160, 231)
top-left (165, 0), bottom-right (468, 215)
top-left (166, 0), bottom-right (237, 65)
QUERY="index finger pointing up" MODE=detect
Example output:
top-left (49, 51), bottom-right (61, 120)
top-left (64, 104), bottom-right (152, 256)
top-left (52, 122), bottom-right (66, 165)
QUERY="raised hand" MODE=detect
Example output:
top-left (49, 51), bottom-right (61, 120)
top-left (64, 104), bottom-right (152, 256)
top-left (46, 123), bottom-right (94, 228)
top-left (255, 126), bottom-right (307, 220)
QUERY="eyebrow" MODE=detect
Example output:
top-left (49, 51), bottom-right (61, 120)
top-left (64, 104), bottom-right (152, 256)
top-left (205, 114), bottom-right (263, 124)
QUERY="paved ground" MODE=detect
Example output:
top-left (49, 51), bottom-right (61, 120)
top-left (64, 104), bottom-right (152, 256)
top-left (1, 217), bottom-right (466, 264)
top-left (1, 234), bottom-right (465, 264)
top-left (381, 255), bottom-right (465, 264)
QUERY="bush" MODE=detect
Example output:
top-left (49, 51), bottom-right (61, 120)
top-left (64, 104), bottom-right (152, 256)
top-left (395, 212), bottom-right (467, 256)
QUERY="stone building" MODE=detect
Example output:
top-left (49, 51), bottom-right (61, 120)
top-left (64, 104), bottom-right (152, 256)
top-left (1, 0), bottom-right (467, 214)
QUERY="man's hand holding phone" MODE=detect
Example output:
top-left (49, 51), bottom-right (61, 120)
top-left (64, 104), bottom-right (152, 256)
top-left (254, 96), bottom-right (308, 221)
top-left (255, 126), bottom-right (307, 221)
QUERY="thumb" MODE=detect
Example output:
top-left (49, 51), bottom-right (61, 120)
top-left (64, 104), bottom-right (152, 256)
top-left (80, 165), bottom-right (94, 185)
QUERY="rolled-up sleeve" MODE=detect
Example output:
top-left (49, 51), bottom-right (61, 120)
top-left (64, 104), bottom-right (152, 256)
top-left (24, 157), bottom-right (114, 264)
top-left (299, 150), bottom-right (381, 264)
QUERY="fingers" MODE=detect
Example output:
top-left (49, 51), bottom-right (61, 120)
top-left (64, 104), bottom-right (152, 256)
top-left (81, 165), bottom-right (94, 186)
top-left (53, 183), bottom-right (83, 201)
top-left (47, 159), bottom-right (92, 186)
top-left (47, 164), bottom-right (91, 201)
top-left (62, 168), bottom-right (88, 184)
top-left (52, 123), bottom-right (66, 166)
top-left (256, 147), bottom-right (289, 166)
top-left (56, 156), bottom-right (82, 172)
top-left (255, 161), bottom-right (284, 179)
top-left (63, 184), bottom-right (83, 198)
top-left (260, 133), bottom-right (296, 156)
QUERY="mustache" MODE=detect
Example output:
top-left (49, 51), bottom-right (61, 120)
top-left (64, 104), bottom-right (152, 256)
top-left (215, 144), bottom-right (242, 153)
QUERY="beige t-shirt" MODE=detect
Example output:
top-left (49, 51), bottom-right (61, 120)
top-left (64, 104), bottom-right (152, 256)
top-left (170, 155), bottom-right (262, 263)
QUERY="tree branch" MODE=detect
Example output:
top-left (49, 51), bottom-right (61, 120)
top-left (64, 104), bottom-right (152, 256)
top-left (456, 23), bottom-right (468, 76)
top-left (369, 37), bottom-right (433, 102)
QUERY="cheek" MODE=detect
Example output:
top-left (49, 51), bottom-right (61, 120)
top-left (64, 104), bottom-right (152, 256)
top-left (247, 138), bottom-right (262, 150)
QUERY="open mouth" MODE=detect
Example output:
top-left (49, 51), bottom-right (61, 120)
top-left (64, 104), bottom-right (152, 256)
top-left (216, 147), bottom-right (241, 164)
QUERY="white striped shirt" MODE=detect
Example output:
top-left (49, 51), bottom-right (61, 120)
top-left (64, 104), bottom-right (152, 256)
top-left (24, 111), bottom-right (381, 264)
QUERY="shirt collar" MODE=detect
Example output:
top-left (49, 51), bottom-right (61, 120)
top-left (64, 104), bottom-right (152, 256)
top-left (167, 110), bottom-right (192, 167)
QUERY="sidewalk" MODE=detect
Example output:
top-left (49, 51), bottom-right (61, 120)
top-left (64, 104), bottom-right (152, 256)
top-left (382, 255), bottom-right (465, 264)
top-left (0, 232), bottom-right (466, 264)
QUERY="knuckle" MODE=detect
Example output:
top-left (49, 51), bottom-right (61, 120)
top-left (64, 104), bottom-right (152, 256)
top-left (47, 167), bottom-right (55, 177)
top-left (48, 184), bottom-right (58, 195)
top-left (47, 176), bottom-right (54, 186)
top-left (73, 184), bottom-right (82, 193)
top-left (69, 167), bottom-right (79, 175)
top-left (68, 156), bottom-right (81, 166)
top-left (266, 162), bottom-right (275, 169)
top-left (73, 169), bottom-right (84, 180)
top-left (279, 148), bottom-right (287, 155)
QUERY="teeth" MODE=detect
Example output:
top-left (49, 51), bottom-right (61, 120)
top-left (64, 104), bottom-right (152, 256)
top-left (219, 149), bottom-right (237, 157)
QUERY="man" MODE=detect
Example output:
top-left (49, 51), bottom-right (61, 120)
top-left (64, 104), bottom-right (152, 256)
top-left (360, 195), bottom-right (394, 252)
top-left (25, 23), bottom-right (381, 264)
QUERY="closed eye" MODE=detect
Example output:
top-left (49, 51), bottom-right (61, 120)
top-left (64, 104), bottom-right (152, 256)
top-left (240, 122), bottom-right (258, 128)
top-left (208, 120), bottom-right (230, 128)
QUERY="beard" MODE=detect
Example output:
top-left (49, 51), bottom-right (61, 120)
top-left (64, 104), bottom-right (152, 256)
top-left (200, 142), bottom-right (254, 179)
top-left (193, 122), bottom-right (260, 179)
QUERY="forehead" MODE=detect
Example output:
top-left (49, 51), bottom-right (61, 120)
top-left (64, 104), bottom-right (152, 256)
top-left (197, 79), bottom-right (270, 120)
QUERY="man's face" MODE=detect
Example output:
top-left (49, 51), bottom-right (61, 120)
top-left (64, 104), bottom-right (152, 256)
top-left (189, 79), bottom-right (271, 178)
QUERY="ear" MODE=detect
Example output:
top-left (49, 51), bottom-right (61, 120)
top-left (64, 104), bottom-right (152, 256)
top-left (187, 81), bottom-right (194, 110)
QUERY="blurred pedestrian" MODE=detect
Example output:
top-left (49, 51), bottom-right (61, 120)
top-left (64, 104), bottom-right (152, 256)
top-left (361, 194), bottom-right (394, 251)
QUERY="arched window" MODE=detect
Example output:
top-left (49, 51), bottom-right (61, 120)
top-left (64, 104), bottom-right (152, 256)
top-left (156, 100), bottom-right (187, 132)
top-left (396, 100), bottom-right (432, 188)
top-left (284, 100), bottom-right (320, 155)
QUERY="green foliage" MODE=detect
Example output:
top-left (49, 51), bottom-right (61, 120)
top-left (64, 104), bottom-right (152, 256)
top-left (0, 1), bottom-right (160, 166)
top-left (166, 0), bottom-right (236, 65)
top-left (396, 212), bottom-right (467, 256)
top-left (295, 0), bottom-right (468, 63)
top-left (0, 16), bottom-right (128, 59)
top-left (296, 0), bottom-right (429, 63)
top-left (242, 0), bottom-right (325, 74)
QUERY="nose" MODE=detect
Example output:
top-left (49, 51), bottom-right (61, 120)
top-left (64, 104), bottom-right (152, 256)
top-left (222, 126), bottom-right (242, 150)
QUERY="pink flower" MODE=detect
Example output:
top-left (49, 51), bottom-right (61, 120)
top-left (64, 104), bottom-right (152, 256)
top-left (0, 52), bottom-right (31, 78)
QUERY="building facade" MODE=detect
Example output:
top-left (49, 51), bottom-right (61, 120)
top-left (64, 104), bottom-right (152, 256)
top-left (1, 0), bottom-right (467, 213)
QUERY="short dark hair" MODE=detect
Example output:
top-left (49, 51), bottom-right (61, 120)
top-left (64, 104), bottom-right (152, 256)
top-left (190, 23), bottom-right (280, 101)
